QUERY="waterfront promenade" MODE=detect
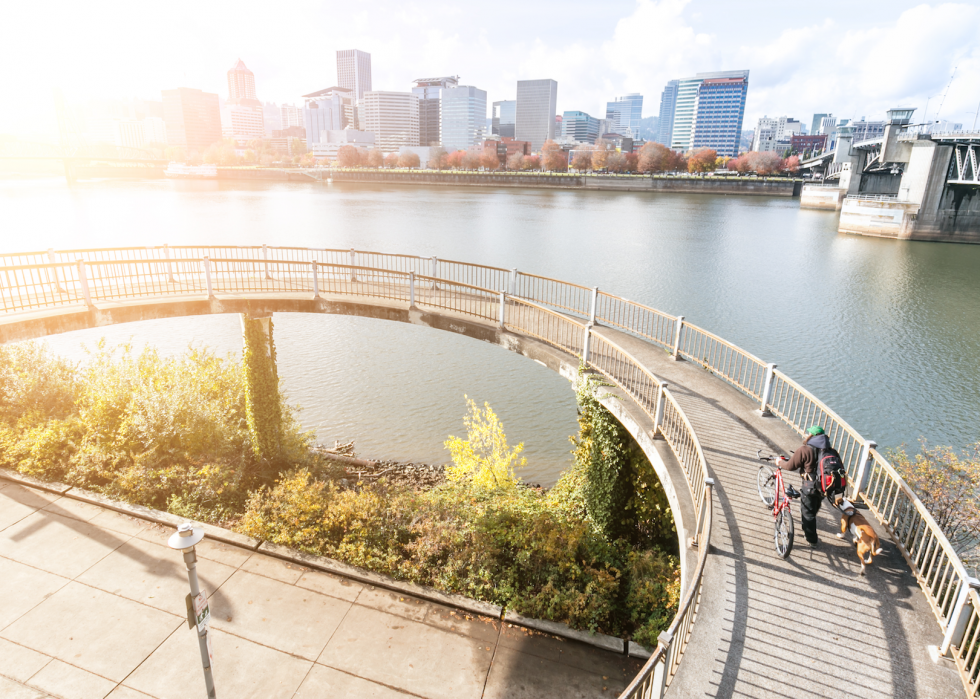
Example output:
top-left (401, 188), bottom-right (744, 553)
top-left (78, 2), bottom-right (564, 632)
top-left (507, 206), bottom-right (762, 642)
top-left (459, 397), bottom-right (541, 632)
top-left (0, 247), bottom-right (972, 698)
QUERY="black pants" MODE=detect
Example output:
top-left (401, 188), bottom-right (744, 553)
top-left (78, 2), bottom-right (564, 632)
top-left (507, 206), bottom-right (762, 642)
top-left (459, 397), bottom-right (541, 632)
top-left (800, 481), bottom-right (823, 543)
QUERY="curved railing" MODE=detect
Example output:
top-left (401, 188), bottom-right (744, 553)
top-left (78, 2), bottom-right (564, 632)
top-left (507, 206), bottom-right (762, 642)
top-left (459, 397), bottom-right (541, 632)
top-left (0, 245), bottom-right (976, 697)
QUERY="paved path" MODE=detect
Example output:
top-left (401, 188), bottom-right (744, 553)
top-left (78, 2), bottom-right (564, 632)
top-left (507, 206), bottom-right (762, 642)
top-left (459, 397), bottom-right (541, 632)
top-left (593, 326), bottom-right (964, 698)
top-left (0, 481), bottom-right (641, 699)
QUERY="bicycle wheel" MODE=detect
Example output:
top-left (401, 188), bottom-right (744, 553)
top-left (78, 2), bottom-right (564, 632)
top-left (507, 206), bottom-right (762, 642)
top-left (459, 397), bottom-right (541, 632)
top-left (757, 465), bottom-right (776, 507)
top-left (774, 508), bottom-right (795, 559)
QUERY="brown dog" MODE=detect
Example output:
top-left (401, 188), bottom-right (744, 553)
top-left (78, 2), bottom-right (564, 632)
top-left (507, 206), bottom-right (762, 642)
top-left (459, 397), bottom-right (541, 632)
top-left (834, 497), bottom-right (883, 574)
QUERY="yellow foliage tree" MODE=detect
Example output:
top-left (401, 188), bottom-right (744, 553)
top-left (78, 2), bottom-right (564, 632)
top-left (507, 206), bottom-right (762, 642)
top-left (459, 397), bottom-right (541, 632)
top-left (444, 397), bottom-right (525, 490)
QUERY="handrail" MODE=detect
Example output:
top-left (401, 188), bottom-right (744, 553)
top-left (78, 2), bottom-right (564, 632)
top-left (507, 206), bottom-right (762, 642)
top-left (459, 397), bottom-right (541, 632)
top-left (0, 245), bottom-right (974, 697)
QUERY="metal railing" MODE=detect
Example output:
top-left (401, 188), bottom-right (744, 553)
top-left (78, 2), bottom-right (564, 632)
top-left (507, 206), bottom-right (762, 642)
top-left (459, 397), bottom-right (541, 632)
top-left (0, 244), bottom-right (976, 697)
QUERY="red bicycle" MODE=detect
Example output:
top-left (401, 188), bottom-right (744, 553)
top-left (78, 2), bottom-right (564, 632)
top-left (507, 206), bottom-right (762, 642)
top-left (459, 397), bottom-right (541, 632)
top-left (757, 450), bottom-right (801, 559)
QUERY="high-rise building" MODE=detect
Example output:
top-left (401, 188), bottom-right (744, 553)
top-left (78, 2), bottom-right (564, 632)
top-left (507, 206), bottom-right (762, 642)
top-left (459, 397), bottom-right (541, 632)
top-left (280, 103), bottom-right (303, 129)
top-left (606, 94), bottom-right (643, 137)
top-left (561, 111), bottom-right (599, 143)
top-left (492, 100), bottom-right (516, 138)
top-left (412, 76), bottom-right (458, 147)
top-left (227, 59), bottom-right (259, 105)
top-left (360, 91), bottom-right (419, 152)
top-left (302, 87), bottom-right (356, 148)
top-left (810, 113), bottom-right (829, 138)
top-left (669, 70), bottom-right (749, 157)
top-left (441, 85), bottom-right (487, 152)
top-left (162, 87), bottom-right (222, 152)
top-left (656, 80), bottom-right (679, 145)
top-left (849, 118), bottom-right (886, 143)
top-left (515, 79), bottom-right (558, 152)
top-left (337, 49), bottom-right (372, 101)
top-left (751, 116), bottom-right (801, 152)
top-left (263, 102), bottom-right (282, 136)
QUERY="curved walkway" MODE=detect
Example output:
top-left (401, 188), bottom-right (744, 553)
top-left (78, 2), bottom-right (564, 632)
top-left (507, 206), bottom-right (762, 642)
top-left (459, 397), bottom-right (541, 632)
top-left (0, 247), bottom-right (971, 698)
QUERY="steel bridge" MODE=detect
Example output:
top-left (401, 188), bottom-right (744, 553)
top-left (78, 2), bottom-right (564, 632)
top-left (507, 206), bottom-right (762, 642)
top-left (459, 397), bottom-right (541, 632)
top-left (0, 246), bottom-right (977, 698)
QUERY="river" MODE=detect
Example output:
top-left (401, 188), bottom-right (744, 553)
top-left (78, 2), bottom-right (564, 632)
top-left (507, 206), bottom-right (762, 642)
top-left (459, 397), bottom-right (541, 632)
top-left (3, 176), bottom-right (978, 485)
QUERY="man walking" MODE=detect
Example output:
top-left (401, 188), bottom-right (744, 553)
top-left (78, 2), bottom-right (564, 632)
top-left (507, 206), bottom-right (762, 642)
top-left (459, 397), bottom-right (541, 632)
top-left (778, 426), bottom-right (841, 547)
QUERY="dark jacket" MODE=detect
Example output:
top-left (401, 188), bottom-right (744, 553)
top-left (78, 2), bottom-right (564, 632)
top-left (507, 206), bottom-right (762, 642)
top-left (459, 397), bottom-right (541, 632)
top-left (780, 433), bottom-right (832, 477)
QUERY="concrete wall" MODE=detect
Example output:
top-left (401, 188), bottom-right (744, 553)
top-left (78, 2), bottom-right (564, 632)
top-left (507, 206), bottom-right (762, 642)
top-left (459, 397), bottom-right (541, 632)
top-left (839, 198), bottom-right (919, 239)
top-left (910, 184), bottom-right (980, 243)
top-left (800, 184), bottom-right (845, 210)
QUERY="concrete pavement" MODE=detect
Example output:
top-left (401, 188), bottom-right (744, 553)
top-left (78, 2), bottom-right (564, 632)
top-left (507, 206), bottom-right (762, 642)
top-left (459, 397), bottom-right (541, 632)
top-left (0, 480), bottom-right (641, 699)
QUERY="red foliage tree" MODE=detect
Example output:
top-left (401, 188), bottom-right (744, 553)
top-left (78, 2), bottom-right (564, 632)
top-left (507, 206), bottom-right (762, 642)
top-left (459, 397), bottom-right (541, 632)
top-left (522, 154), bottom-right (541, 170)
top-left (687, 148), bottom-right (718, 173)
top-left (506, 151), bottom-right (524, 170)
top-left (783, 154), bottom-right (800, 173)
top-left (570, 145), bottom-right (594, 171)
top-left (445, 150), bottom-right (465, 169)
top-left (366, 148), bottom-right (384, 168)
top-left (480, 149), bottom-right (501, 170)
top-left (637, 141), bottom-right (673, 173)
top-left (337, 145), bottom-right (362, 168)
top-left (541, 140), bottom-right (568, 172)
top-left (748, 151), bottom-right (784, 176)
top-left (624, 152), bottom-right (639, 173)
top-left (383, 152), bottom-right (399, 168)
top-left (397, 151), bottom-right (420, 168)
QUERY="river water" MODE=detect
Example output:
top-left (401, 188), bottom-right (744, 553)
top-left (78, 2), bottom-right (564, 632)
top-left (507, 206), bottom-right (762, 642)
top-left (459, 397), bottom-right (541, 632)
top-left (3, 177), bottom-right (979, 485)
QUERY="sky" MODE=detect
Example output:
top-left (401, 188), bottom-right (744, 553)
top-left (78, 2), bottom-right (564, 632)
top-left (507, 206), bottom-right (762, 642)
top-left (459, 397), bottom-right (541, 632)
top-left (2, 0), bottom-right (979, 138)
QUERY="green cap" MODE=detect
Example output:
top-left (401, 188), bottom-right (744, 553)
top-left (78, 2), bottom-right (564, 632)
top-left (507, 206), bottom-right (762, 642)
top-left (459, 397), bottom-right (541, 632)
top-left (806, 425), bottom-right (825, 436)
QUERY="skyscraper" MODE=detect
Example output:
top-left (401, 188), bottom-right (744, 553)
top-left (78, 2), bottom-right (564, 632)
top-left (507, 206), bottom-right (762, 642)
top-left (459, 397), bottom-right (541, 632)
top-left (605, 94), bottom-right (642, 137)
top-left (657, 80), bottom-right (679, 145)
top-left (492, 100), bottom-right (516, 138)
top-left (222, 59), bottom-right (264, 140)
top-left (515, 79), bottom-right (557, 152)
top-left (412, 76), bottom-right (458, 147)
top-left (227, 59), bottom-right (258, 104)
top-left (162, 87), bottom-right (221, 151)
top-left (302, 87), bottom-right (355, 148)
top-left (561, 111), bottom-right (599, 143)
top-left (337, 50), bottom-right (372, 101)
top-left (669, 70), bottom-right (749, 157)
top-left (810, 113), bottom-right (829, 137)
top-left (360, 91), bottom-right (419, 152)
top-left (440, 85), bottom-right (487, 152)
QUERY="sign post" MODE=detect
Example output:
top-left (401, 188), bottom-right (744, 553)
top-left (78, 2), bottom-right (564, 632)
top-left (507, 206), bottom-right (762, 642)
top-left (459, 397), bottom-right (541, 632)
top-left (169, 523), bottom-right (216, 698)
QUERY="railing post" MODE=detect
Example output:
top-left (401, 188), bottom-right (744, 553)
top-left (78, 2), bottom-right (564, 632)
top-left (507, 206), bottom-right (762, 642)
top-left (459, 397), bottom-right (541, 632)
top-left (691, 478), bottom-right (714, 548)
top-left (499, 290), bottom-right (506, 327)
top-left (509, 268), bottom-right (518, 295)
top-left (851, 440), bottom-right (878, 500)
top-left (939, 577), bottom-right (980, 657)
top-left (163, 244), bottom-right (175, 284)
top-left (47, 248), bottom-right (64, 293)
top-left (311, 261), bottom-right (319, 298)
top-left (409, 271), bottom-right (416, 308)
top-left (350, 249), bottom-right (356, 282)
top-left (758, 362), bottom-right (777, 416)
top-left (589, 286), bottom-right (598, 324)
top-left (582, 323), bottom-right (593, 365)
top-left (650, 631), bottom-right (673, 698)
top-left (202, 257), bottom-right (214, 299)
top-left (76, 260), bottom-right (93, 308)
top-left (671, 315), bottom-right (684, 360)
top-left (654, 383), bottom-right (669, 436)
top-left (430, 256), bottom-right (438, 290)
top-left (262, 244), bottom-right (271, 280)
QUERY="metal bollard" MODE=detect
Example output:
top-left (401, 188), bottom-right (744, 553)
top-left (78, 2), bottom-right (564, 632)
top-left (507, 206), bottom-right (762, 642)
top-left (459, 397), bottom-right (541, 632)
top-left (168, 524), bottom-right (217, 698)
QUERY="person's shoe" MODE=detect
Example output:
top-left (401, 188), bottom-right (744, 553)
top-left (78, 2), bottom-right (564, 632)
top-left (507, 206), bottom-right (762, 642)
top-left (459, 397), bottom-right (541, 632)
top-left (807, 539), bottom-right (820, 548)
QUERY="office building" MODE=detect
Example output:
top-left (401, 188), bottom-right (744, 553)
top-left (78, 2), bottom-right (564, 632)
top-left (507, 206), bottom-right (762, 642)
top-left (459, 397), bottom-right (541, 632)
top-left (515, 79), bottom-right (558, 152)
top-left (441, 85), bottom-right (487, 152)
top-left (281, 103), bottom-right (302, 129)
top-left (810, 113), bottom-right (829, 138)
top-left (309, 129), bottom-right (375, 160)
top-left (360, 91), bottom-right (419, 152)
top-left (162, 87), bottom-right (221, 151)
top-left (849, 119), bottom-right (886, 142)
top-left (657, 80), bottom-right (679, 145)
top-left (790, 134), bottom-right (827, 155)
top-left (669, 70), bottom-right (749, 157)
top-left (751, 116), bottom-right (801, 152)
top-left (606, 94), bottom-right (643, 137)
top-left (492, 100), bottom-right (516, 138)
top-left (302, 87), bottom-right (356, 148)
top-left (221, 59), bottom-right (264, 140)
top-left (561, 111), bottom-right (599, 144)
top-left (412, 76), bottom-right (458, 147)
top-left (337, 49), bottom-right (372, 101)
top-left (262, 102), bottom-right (281, 136)
top-left (227, 59), bottom-right (259, 104)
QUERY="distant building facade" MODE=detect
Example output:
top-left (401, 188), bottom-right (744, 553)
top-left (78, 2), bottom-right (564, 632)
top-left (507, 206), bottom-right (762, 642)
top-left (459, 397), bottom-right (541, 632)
top-left (441, 85), bottom-right (487, 152)
top-left (561, 111), bottom-right (599, 143)
top-left (515, 79), bottom-right (558, 152)
top-left (302, 87), bottom-right (356, 149)
top-left (337, 49), bottom-right (372, 101)
top-left (280, 104), bottom-right (302, 129)
top-left (412, 76), bottom-right (459, 147)
top-left (657, 80), bottom-right (679, 145)
top-left (790, 134), bottom-right (827, 155)
top-left (310, 129), bottom-right (375, 160)
top-left (751, 116), bottom-right (801, 152)
top-left (162, 87), bottom-right (222, 152)
top-left (605, 94), bottom-right (642, 136)
top-left (360, 91), bottom-right (420, 152)
top-left (222, 59), bottom-right (264, 141)
top-left (262, 102), bottom-right (281, 136)
top-left (492, 100), bottom-right (516, 138)
top-left (689, 72), bottom-right (749, 157)
top-left (810, 113), bottom-right (829, 138)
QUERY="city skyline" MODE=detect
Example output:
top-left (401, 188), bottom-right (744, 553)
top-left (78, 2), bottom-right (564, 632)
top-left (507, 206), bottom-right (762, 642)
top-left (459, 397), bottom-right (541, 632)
top-left (3, 0), bottom-right (978, 140)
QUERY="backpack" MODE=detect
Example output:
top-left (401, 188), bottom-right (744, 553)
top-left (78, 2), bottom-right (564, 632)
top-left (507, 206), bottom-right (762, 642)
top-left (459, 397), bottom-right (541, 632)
top-left (814, 446), bottom-right (847, 498)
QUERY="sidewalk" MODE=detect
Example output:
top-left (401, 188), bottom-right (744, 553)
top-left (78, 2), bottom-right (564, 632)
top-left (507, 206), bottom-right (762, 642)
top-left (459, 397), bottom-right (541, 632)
top-left (0, 480), bottom-right (641, 699)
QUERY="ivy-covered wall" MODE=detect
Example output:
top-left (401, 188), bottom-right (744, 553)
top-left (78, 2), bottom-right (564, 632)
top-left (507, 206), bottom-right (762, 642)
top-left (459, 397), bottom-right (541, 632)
top-left (241, 314), bottom-right (283, 466)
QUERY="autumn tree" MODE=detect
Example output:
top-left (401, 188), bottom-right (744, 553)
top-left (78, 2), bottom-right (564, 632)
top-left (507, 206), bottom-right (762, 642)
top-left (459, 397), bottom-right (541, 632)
top-left (592, 140), bottom-right (610, 170)
top-left (445, 150), bottom-right (465, 169)
top-left (427, 146), bottom-right (448, 169)
top-left (541, 140), bottom-right (567, 172)
top-left (366, 148), bottom-right (384, 168)
top-left (522, 154), bottom-right (541, 170)
top-left (461, 147), bottom-right (483, 170)
top-left (783, 155), bottom-right (800, 173)
top-left (299, 152), bottom-right (314, 167)
top-left (606, 151), bottom-right (627, 172)
top-left (624, 152), bottom-right (639, 173)
top-left (637, 141), bottom-right (671, 173)
top-left (480, 148), bottom-right (500, 170)
top-left (570, 145), bottom-right (594, 171)
top-left (687, 148), bottom-right (718, 173)
top-left (506, 151), bottom-right (524, 170)
top-left (397, 151), bottom-right (420, 168)
top-left (383, 152), bottom-right (399, 168)
top-left (337, 145), bottom-right (362, 168)
top-left (748, 151), bottom-right (784, 176)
